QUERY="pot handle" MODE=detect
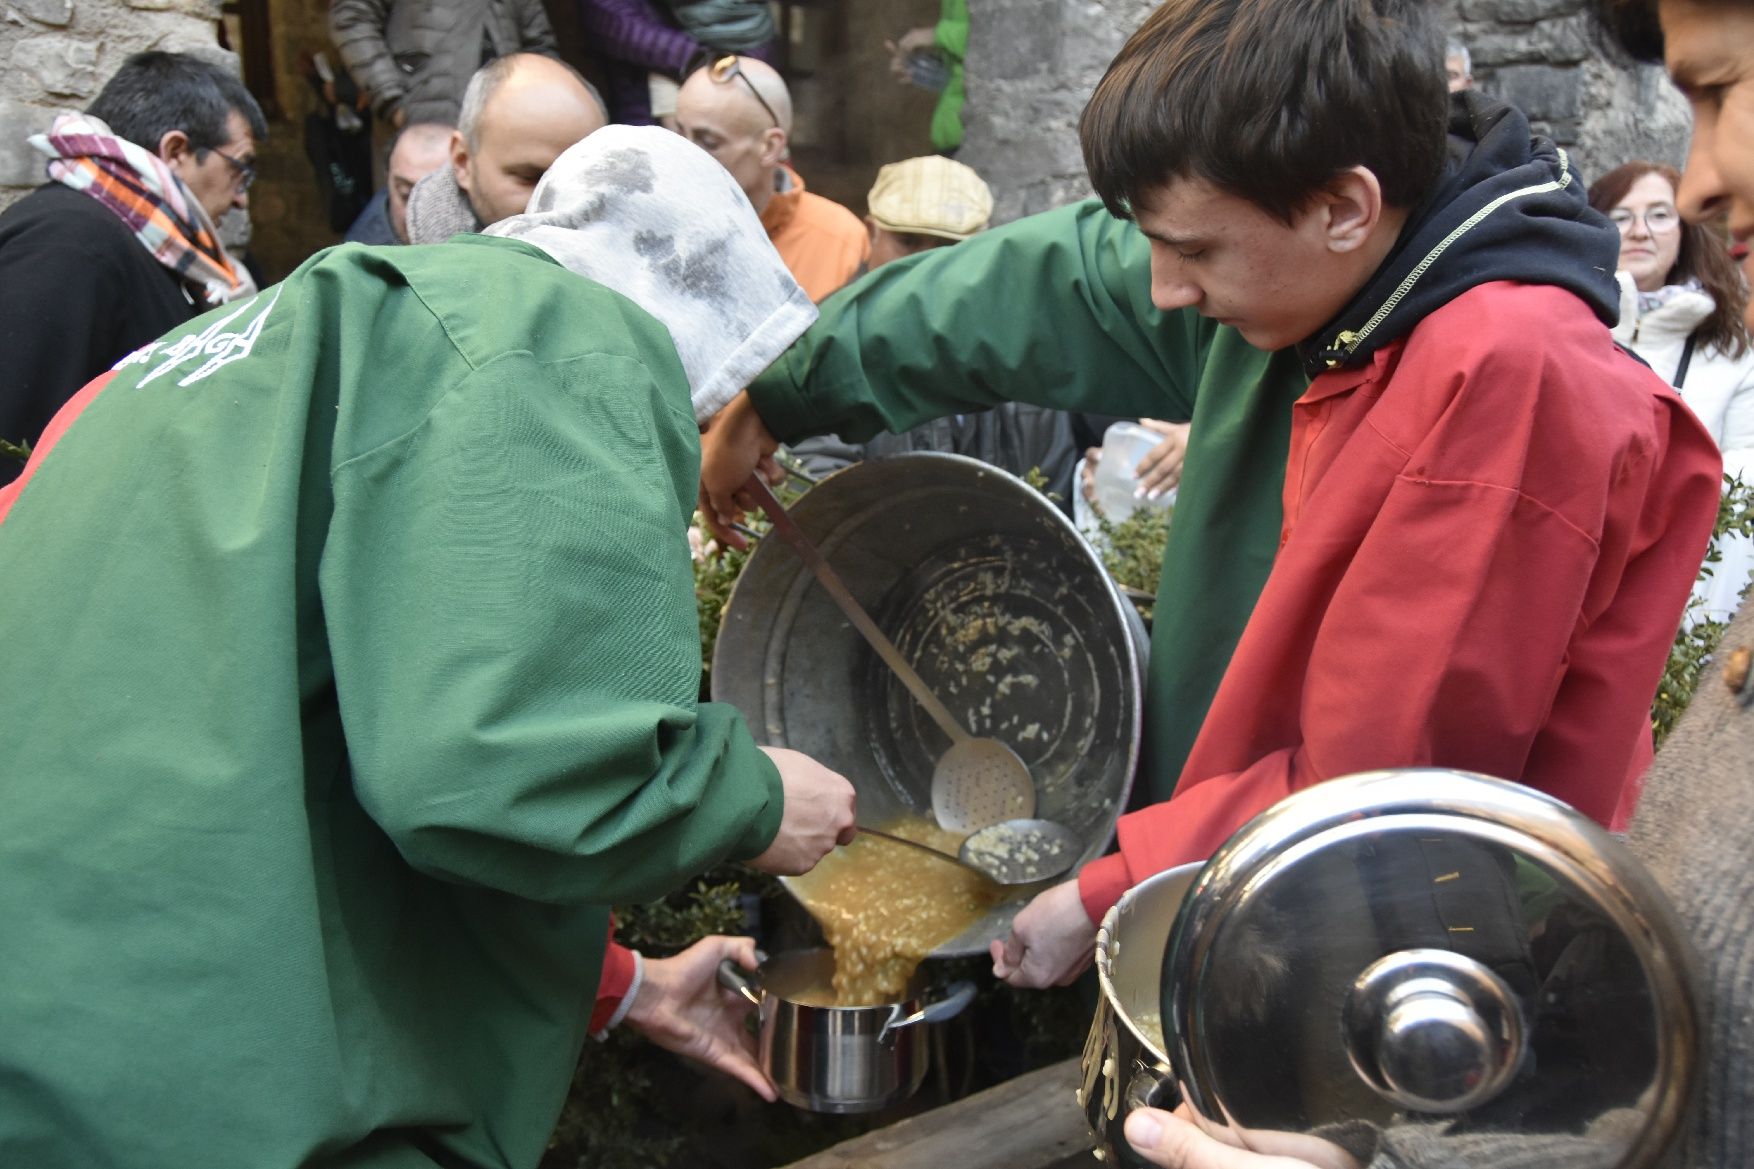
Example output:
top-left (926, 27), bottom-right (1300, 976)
top-left (879, 979), bottom-right (977, 1045)
top-left (716, 959), bottom-right (764, 1008)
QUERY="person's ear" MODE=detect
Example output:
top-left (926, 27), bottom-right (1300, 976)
top-left (1320, 166), bottom-right (1385, 253)
top-left (449, 129), bottom-right (472, 192)
top-left (758, 127), bottom-right (788, 169)
top-left (156, 129), bottom-right (195, 168)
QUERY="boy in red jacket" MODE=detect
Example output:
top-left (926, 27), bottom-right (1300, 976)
top-left (977, 0), bottom-right (1726, 985)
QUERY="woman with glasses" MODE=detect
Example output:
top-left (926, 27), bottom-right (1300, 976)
top-left (1590, 161), bottom-right (1754, 621)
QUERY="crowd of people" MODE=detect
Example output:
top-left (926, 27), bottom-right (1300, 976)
top-left (1, 0), bottom-right (1752, 1166)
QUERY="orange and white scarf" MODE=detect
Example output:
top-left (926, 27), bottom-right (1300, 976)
top-left (29, 113), bottom-right (247, 308)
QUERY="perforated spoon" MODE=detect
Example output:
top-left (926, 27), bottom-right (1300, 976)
top-left (746, 475), bottom-right (1035, 832)
top-left (957, 818), bottom-right (1081, 885)
top-left (855, 825), bottom-right (1069, 887)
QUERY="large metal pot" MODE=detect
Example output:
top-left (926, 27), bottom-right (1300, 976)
top-left (718, 949), bottom-right (977, 1114)
top-left (712, 453), bottom-right (1148, 955)
top-left (1084, 863), bottom-right (1202, 1166)
top-left (1082, 769), bottom-right (1701, 1168)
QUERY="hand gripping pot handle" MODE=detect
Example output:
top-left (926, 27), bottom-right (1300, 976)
top-left (716, 959), bottom-right (764, 1008)
top-left (878, 980), bottom-right (977, 1046)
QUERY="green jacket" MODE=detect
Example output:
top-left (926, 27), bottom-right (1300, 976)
top-left (930, 0), bottom-right (968, 153)
top-left (0, 235), bottom-right (782, 1168)
top-left (747, 199), bottom-right (1310, 799)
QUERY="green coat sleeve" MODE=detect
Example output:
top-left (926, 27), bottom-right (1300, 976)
top-left (748, 199), bottom-right (1211, 445)
top-left (322, 346), bottom-right (782, 907)
top-left (933, 0), bottom-right (968, 62)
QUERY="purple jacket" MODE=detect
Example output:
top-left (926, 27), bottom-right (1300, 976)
top-left (578, 0), bottom-right (775, 124)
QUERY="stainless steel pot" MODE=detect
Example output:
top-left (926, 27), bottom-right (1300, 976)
top-left (712, 453), bottom-right (1148, 956)
top-left (718, 949), bottom-right (977, 1114)
top-left (1082, 769), bottom-right (1701, 1168)
top-left (1083, 863), bottom-right (1202, 1165)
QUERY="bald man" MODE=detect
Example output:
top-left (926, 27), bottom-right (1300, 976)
top-left (346, 121), bottom-right (454, 245)
top-left (405, 53), bottom-right (607, 241)
top-left (675, 55), bottom-right (867, 301)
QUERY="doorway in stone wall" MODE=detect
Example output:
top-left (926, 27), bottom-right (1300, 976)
top-left (770, 0), bottom-right (947, 217)
top-left (218, 0), bottom-right (952, 281)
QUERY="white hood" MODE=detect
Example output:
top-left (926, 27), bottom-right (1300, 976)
top-left (485, 125), bottom-right (817, 422)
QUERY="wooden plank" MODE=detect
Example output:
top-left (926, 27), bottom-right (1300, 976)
top-left (778, 1058), bottom-right (1101, 1169)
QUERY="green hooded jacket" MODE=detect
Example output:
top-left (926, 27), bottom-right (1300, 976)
top-left (747, 199), bottom-right (1310, 799)
top-left (0, 235), bottom-right (782, 1169)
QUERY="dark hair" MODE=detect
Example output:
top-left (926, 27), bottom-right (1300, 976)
top-left (1081, 0), bottom-right (1449, 223)
top-left (86, 51), bottom-right (266, 155)
top-left (892, 232), bottom-right (958, 254)
top-left (1589, 161), bottom-right (1752, 358)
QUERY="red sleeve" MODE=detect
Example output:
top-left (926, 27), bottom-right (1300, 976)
top-left (588, 924), bottom-right (637, 1034)
top-left (1081, 400), bottom-right (1716, 922)
top-left (1080, 747), bottom-right (1314, 922)
top-left (0, 370), bottom-right (117, 526)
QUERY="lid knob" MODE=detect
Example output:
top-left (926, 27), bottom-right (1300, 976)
top-left (1344, 949), bottom-right (1524, 1115)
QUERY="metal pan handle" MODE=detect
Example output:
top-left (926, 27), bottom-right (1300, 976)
top-left (879, 980), bottom-right (977, 1045)
top-left (716, 959), bottom-right (764, 1008)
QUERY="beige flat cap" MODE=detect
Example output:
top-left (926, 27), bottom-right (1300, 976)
top-left (866, 155), bottom-right (994, 240)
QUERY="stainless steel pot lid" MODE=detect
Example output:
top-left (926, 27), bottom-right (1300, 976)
top-left (1161, 769), bottom-right (1699, 1168)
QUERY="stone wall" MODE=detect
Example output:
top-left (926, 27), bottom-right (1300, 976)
top-left (1449, 0), bottom-right (1692, 182)
top-left (957, 0), bottom-right (1156, 225)
top-left (959, 1), bottom-right (1693, 226)
top-left (0, 0), bottom-right (227, 212)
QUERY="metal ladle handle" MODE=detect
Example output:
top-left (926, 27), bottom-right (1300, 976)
top-left (745, 475), bottom-right (971, 746)
top-left (855, 825), bottom-right (985, 876)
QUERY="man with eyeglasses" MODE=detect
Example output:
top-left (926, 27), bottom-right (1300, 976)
top-left (675, 54), bottom-right (868, 300)
top-left (0, 50), bottom-right (265, 480)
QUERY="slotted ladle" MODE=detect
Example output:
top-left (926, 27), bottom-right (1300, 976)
top-left (745, 475), bottom-right (1035, 832)
top-left (855, 823), bottom-right (1076, 886)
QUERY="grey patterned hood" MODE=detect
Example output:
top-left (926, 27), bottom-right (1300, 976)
top-left (404, 166), bottom-right (485, 245)
top-left (484, 125), bottom-right (817, 422)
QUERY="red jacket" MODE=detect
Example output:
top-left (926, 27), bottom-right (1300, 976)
top-left (590, 936), bottom-right (638, 1033)
top-left (1080, 282), bottom-right (1723, 920)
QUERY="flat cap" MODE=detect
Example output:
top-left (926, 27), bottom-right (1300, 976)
top-left (866, 155), bottom-right (994, 241)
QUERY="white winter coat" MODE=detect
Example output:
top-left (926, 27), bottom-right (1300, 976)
top-left (1614, 271), bottom-right (1754, 620)
top-left (1614, 271), bottom-right (1754, 477)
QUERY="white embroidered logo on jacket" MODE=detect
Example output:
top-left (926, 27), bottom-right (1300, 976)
top-left (120, 287), bottom-right (282, 389)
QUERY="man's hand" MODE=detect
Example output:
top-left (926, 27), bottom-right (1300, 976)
top-left (698, 391), bottom-right (782, 549)
top-left (747, 747), bottom-right (857, 875)
top-left (1134, 420), bottom-right (1191, 499)
top-left (885, 26), bottom-right (937, 81)
top-left (989, 879), bottom-right (1096, 987)
top-left (1079, 446), bottom-right (1102, 505)
top-left (1123, 1105), bottom-right (1358, 1169)
top-left (624, 935), bottom-right (776, 1102)
top-left (1080, 420), bottom-right (1192, 507)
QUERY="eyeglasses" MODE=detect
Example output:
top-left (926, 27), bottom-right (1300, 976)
top-left (206, 146), bottom-right (257, 192)
top-left (1609, 205), bottom-right (1680, 235)
top-left (708, 55), bottom-right (781, 131)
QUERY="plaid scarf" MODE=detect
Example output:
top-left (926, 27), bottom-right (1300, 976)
top-left (29, 113), bottom-right (247, 308)
top-left (1637, 276), bottom-right (1705, 317)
